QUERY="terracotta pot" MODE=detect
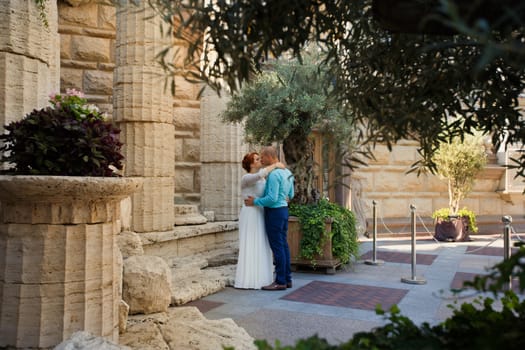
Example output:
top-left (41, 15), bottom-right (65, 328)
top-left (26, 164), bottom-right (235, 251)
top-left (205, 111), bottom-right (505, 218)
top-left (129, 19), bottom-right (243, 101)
top-left (434, 216), bottom-right (470, 242)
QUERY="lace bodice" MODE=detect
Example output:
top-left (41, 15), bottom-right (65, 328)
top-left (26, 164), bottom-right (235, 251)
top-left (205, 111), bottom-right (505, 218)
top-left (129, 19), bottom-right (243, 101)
top-left (241, 168), bottom-right (268, 199)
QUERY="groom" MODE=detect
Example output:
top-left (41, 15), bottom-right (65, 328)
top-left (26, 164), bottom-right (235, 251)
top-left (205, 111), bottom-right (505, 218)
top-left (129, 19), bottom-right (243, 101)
top-left (245, 146), bottom-right (295, 290)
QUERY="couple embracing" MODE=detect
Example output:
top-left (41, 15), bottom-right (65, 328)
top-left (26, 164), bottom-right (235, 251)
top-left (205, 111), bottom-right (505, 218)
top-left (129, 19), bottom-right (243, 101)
top-left (234, 146), bottom-right (295, 291)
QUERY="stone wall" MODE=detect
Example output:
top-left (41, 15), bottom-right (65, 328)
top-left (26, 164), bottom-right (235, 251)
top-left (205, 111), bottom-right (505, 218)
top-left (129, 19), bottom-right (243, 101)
top-left (0, 0), bottom-right (59, 128)
top-left (351, 137), bottom-right (525, 225)
top-left (58, 1), bottom-right (202, 206)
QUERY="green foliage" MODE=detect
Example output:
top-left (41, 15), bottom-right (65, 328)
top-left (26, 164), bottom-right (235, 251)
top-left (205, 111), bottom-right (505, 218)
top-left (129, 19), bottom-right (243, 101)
top-left (221, 48), bottom-right (363, 204)
top-left (344, 290), bottom-right (525, 350)
top-left (289, 198), bottom-right (359, 264)
top-left (432, 207), bottom-right (479, 233)
top-left (0, 89), bottom-right (124, 177)
top-left (34, 0), bottom-right (48, 27)
top-left (432, 135), bottom-right (487, 214)
top-left (465, 242), bottom-right (525, 295)
top-left (148, 0), bottom-right (525, 177)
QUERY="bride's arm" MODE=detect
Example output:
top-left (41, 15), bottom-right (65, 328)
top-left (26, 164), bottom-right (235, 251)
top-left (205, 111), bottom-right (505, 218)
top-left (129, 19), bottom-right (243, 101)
top-left (261, 162), bottom-right (285, 177)
top-left (241, 172), bottom-right (265, 188)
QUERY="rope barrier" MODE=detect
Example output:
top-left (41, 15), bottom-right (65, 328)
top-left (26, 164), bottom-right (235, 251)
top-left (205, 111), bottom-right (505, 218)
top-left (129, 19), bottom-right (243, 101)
top-left (416, 213), bottom-right (444, 244)
top-left (364, 200), bottom-right (518, 290)
top-left (511, 225), bottom-right (525, 242)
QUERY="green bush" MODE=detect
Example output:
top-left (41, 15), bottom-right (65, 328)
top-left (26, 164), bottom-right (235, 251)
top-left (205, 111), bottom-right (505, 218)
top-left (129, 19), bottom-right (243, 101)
top-left (289, 198), bottom-right (359, 264)
top-left (0, 89), bottom-right (123, 177)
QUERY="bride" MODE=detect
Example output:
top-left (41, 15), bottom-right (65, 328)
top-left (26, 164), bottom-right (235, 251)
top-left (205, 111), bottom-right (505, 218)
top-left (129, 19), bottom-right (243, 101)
top-left (234, 152), bottom-right (284, 289)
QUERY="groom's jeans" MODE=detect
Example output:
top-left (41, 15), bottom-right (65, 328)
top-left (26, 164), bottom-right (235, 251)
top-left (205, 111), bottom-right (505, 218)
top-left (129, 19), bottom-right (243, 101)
top-left (264, 206), bottom-right (291, 285)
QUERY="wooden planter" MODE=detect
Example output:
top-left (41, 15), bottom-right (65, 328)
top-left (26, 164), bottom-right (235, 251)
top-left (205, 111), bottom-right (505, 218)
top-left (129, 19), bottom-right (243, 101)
top-left (0, 175), bottom-right (142, 349)
top-left (287, 216), bottom-right (341, 274)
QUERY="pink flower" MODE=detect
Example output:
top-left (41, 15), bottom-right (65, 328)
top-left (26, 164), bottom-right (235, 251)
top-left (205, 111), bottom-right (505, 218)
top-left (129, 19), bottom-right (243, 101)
top-left (65, 88), bottom-right (84, 98)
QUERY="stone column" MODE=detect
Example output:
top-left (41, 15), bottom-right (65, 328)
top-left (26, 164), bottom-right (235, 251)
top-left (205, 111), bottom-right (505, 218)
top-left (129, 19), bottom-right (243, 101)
top-left (0, 0), bottom-right (59, 133)
top-left (0, 176), bottom-right (142, 348)
top-left (114, 2), bottom-right (175, 232)
top-left (200, 87), bottom-right (248, 220)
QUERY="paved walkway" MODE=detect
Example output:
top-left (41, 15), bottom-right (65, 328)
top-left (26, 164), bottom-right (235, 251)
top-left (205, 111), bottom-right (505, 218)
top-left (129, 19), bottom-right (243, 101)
top-left (187, 233), bottom-right (522, 347)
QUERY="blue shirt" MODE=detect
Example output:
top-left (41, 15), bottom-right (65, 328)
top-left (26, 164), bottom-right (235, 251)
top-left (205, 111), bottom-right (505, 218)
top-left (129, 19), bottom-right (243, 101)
top-left (254, 168), bottom-right (294, 208)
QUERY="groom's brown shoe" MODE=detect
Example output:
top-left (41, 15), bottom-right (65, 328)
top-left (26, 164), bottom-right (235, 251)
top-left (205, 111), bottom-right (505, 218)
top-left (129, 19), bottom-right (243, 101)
top-left (286, 281), bottom-right (292, 288)
top-left (262, 282), bottom-right (286, 291)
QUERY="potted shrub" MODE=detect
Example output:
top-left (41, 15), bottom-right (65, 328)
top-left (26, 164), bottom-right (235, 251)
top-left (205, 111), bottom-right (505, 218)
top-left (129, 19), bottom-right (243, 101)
top-left (431, 134), bottom-right (487, 242)
top-left (288, 198), bottom-right (359, 273)
top-left (0, 89), bottom-right (141, 348)
top-left (221, 48), bottom-right (361, 270)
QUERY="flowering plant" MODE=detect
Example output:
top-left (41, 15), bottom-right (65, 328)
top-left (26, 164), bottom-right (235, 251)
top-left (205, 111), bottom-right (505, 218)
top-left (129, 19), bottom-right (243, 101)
top-left (0, 89), bottom-right (124, 176)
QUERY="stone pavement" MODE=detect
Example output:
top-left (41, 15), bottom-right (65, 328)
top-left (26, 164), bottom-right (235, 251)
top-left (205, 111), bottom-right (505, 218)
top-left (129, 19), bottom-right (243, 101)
top-left (185, 233), bottom-right (523, 347)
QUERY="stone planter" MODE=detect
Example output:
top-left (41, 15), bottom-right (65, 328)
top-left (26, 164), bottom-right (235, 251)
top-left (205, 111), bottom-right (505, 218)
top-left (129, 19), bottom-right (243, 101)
top-left (0, 176), bottom-right (142, 349)
top-left (434, 216), bottom-right (471, 242)
top-left (287, 216), bottom-right (341, 274)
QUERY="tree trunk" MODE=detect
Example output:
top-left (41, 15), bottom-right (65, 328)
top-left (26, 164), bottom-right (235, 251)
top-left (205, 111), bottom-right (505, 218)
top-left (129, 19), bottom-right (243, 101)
top-left (283, 129), bottom-right (317, 205)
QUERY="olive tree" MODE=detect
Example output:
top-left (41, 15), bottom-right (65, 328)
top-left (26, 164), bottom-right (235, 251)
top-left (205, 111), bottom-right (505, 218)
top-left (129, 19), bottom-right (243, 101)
top-left (221, 51), bottom-right (363, 205)
top-left (432, 135), bottom-right (487, 215)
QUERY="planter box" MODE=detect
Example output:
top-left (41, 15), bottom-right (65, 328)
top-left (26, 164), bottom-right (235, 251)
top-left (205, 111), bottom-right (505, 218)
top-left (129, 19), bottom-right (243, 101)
top-left (287, 216), bottom-right (341, 274)
top-left (434, 216), bottom-right (471, 242)
top-left (0, 176), bottom-right (142, 349)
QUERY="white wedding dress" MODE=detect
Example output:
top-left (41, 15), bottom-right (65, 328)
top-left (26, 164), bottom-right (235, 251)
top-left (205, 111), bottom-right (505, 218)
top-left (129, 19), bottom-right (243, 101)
top-left (234, 168), bottom-right (274, 289)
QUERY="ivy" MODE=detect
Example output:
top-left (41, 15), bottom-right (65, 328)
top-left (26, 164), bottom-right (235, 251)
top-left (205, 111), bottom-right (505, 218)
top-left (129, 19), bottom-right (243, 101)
top-left (289, 198), bottom-right (359, 264)
top-left (34, 0), bottom-right (48, 27)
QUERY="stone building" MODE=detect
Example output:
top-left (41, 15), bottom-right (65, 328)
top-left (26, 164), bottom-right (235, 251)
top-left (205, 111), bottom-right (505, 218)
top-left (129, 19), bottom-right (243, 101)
top-left (1, 0), bottom-right (524, 347)
top-left (2, 0), bottom-right (522, 235)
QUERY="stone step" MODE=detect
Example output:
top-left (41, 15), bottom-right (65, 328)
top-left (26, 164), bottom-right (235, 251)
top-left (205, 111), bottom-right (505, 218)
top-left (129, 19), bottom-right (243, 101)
top-left (170, 264), bottom-right (236, 306)
top-left (173, 204), bottom-right (208, 225)
top-left (169, 248), bottom-right (238, 306)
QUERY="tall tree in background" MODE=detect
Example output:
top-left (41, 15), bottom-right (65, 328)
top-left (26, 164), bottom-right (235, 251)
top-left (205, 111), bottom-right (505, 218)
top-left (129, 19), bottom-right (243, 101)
top-left (221, 50), bottom-right (361, 204)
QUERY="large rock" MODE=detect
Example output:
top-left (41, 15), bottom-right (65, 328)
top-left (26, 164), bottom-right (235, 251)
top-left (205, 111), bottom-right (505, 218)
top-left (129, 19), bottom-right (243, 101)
top-left (123, 255), bottom-right (172, 314)
top-left (120, 307), bottom-right (256, 350)
top-left (54, 331), bottom-right (131, 350)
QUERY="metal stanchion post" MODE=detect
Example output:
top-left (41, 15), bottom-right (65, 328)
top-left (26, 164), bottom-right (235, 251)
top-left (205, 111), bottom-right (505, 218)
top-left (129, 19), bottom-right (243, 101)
top-left (502, 215), bottom-right (513, 291)
top-left (401, 204), bottom-right (426, 285)
top-left (365, 200), bottom-right (384, 266)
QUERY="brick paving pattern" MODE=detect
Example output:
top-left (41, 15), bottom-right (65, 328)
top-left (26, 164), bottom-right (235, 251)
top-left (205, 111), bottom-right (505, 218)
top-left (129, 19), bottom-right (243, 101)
top-left (450, 272), bottom-right (486, 290)
top-left (360, 250), bottom-right (437, 265)
top-left (451, 271), bottom-right (522, 294)
top-left (281, 280), bottom-right (408, 311)
top-left (189, 242), bottom-right (523, 321)
top-left (465, 245), bottom-right (519, 256)
top-left (184, 299), bottom-right (225, 313)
